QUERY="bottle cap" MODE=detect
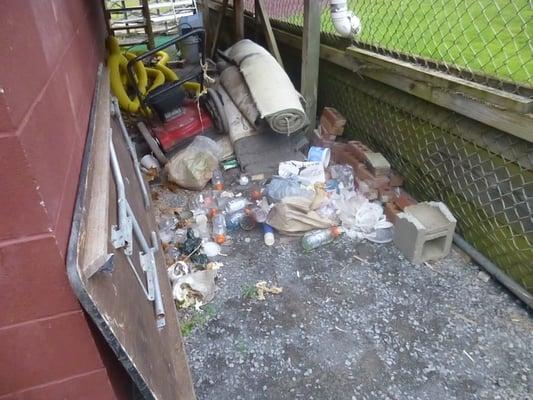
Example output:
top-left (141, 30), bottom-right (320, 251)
top-left (264, 232), bottom-right (275, 246)
top-left (331, 226), bottom-right (342, 237)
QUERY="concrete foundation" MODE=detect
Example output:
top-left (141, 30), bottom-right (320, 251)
top-left (394, 201), bottom-right (457, 264)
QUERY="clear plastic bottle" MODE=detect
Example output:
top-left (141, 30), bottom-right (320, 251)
top-left (212, 214), bottom-right (227, 244)
top-left (211, 168), bottom-right (224, 191)
top-left (224, 198), bottom-right (248, 214)
top-left (301, 227), bottom-right (342, 251)
top-left (225, 209), bottom-right (246, 231)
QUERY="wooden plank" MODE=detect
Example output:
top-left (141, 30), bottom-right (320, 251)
top-left (234, 0), bottom-right (244, 42)
top-left (301, 0), bottom-right (321, 132)
top-left (141, 0), bottom-right (155, 49)
top-left (67, 65), bottom-right (196, 400)
top-left (210, 0), bottom-right (229, 58)
top-left (81, 66), bottom-right (110, 278)
top-left (255, 0), bottom-right (283, 67)
top-left (346, 47), bottom-right (533, 114)
top-left (200, 0), bottom-right (211, 53)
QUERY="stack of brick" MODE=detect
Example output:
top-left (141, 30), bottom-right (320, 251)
top-left (331, 141), bottom-right (406, 201)
top-left (311, 107), bottom-right (347, 148)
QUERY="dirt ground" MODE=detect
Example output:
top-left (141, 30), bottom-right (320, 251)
top-left (151, 180), bottom-right (532, 400)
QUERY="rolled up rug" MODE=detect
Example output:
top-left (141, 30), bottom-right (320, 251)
top-left (224, 39), bottom-right (308, 135)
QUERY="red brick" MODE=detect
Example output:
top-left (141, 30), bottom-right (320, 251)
top-left (0, 369), bottom-right (118, 400)
top-left (0, 136), bottom-right (52, 241)
top-left (0, 312), bottom-right (104, 395)
top-left (320, 107), bottom-right (346, 136)
top-left (393, 188), bottom-right (418, 210)
top-left (378, 188), bottom-right (395, 203)
top-left (347, 141), bottom-right (372, 162)
top-left (389, 170), bottom-right (404, 187)
top-left (0, 236), bottom-right (79, 328)
top-left (384, 202), bottom-right (402, 224)
top-left (356, 165), bottom-right (390, 191)
top-left (311, 129), bottom-right (335, 149)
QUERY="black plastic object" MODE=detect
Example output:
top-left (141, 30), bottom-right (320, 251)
top-left (126, 28), bottom-right (206, 117)
top-left (145, 83), bottom-right (187, 121)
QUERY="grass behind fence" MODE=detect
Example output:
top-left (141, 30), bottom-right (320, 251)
top-left (275, 0), bottom-right (532, 86)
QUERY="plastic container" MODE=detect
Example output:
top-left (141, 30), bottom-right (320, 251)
top-left (212, 214), bottom-right (226, 244)
top-left (308, 146), bottom-right (331, 167)
top-left (262, 224), bottom-right (275, 246)
top-left (301, 227), bottom-right (342, 251)
top-left (211, 169), bottom-right (224, 191)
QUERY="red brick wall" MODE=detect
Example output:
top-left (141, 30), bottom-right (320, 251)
top-left (0, 1), bottom-right (130, 398)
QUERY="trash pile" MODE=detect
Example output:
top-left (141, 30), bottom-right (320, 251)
top-left (148, 103), bottom-right (457, 310)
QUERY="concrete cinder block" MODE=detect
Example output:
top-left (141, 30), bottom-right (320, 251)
top-left (393, 201), bottom-right (457, 264)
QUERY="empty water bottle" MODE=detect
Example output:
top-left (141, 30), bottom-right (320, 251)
top-left (212, 214), bottom-right (227, 244)
top-left (211, 168), bottom-right (224, 191)
top-left (301, 227), bottom-right (342, 251)
top-left (225, 209), bottom-right (246, 231)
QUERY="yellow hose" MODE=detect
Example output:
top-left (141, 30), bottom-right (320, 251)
top-left (107, 37), bottom-right (140, 113)
top-left (146, 67), bottom-right (165, 92)
top-left (155, 51), bottom-right (179, 81)
top-left (125, 52), bottom-right (148, 95)
top-left (107, 37), bottom-right (202, 112)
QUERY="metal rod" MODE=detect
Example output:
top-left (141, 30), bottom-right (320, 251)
top-left (112, 98), bottom-right (150, 209)
top-left (109, 137), bottom-right (132, 255)
top-left (453, 233), bottom-right (533, 308)
top-left (126, 202), bottom-right (166, 327)
top-left (126, 254), bottom-right (154, 300)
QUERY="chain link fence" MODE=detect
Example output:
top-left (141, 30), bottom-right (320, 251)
top-left (237, 0), bottom-right (532, 95)
top-left (217, 1), bottom-right (533, 294)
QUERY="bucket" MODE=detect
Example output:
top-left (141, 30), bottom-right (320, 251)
top-left (179, 34), bottom-right (201, 65)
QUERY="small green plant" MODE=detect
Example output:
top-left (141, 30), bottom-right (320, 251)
top-left (241, 284), bottom-right (258, 300)
top-left (180, 305), bottom-right (216, 337)
top-left (235, 340), bottom-right (248, 356)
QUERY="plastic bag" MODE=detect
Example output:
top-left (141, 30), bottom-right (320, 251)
top-left (266, 196), bottom-right (334, 235)
top-left (329, 164), bottom-right (354, 191)
top-left (165, 136), bottom-right (221, 190)
top-left (278, 160), bottom-right (325, 186)
top-left (265, 176), bottom-right (314, 203)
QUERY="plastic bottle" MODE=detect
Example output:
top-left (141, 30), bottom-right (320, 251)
top-left (301, 227), bottom-right (342, 251)
top-left (262, 223), bottom-right (275, 246)
top-left (224, 198), bottom-right (248, 214)
top-left (212, 214), bottom-right (227, 244)
top-left (211, 168), bottom-right (224, 191)
top-left (249, 206), bottom-right (268, 223)
top-left (225, 209), bottom-right (246, 231)
top-left (193, 214), bottom-right (210, 240)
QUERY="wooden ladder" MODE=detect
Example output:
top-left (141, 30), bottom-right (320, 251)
top-left (102, 0), bottom-right (155, 49)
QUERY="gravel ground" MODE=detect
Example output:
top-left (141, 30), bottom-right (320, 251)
top-left (151, 181), bottom-right (532, 400)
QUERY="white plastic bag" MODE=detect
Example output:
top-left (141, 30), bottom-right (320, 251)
top-left (165, 136), bottom-right (221, 190)
top-left (278, 160), bottom-right (325, 186)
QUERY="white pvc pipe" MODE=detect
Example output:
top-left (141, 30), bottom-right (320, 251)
top-left (330, 0), bottom-right (361, 38)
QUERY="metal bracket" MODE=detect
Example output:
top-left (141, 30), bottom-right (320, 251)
top-left (139, 249), bottom-right (156, 301)
top-left (110, 138), bottom-right (133, 255)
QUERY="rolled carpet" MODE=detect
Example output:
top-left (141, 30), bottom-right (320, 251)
top-left (224, 39), bottom-right (308, 135)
